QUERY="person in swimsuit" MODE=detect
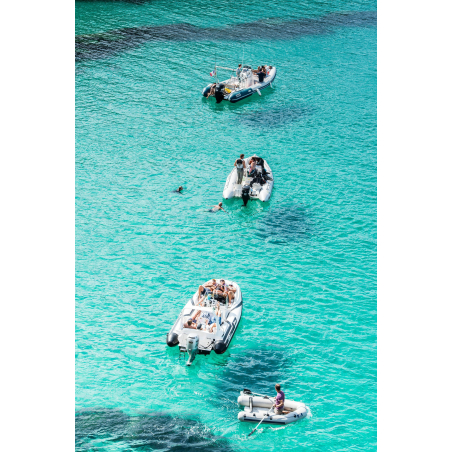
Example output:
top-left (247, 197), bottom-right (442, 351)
top-left (184, 307), bottom-right (204, 329)
top-left (226, 283), bottom-right (236, 305)
top-left (172, 186), bottom-right (183, 193)
top-left (208, 303), bottom-right (223, 333)
top-left (234, 154), bottom-right (247, 185)
top-left (248, 158), bottom-right (257, 176)
top-left (209, 202), bottom-right (226, 213)
top-left (207, 84), bottom-right (216, 98)
top-left (197, 279), bottom-right (217, 300)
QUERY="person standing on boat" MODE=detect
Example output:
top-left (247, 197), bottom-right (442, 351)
top-left (236, 64), bottom-right (242, 77)
top-left (234, 154), bottom-right (246, 185)
top-left (257, 67), bottom-right (266, 83)
top-left (273, 384), bottom-right (286, 415)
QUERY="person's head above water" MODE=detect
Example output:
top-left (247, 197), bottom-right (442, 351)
top-left (219, 202), bottom-right (223, 207)
top-left (177, 186), bottom-right (183, 192)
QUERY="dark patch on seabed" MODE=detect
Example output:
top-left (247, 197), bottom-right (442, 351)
top-left (75, 408), bottom-right (235, 451)
top-left (218, 348), bottom-right (291, 399)
top-left (256, 204), bottom-right (314, 243)
top-left (75, 11), bottom-right (377, 62)
top-left (238, 104), bottom-right (314, 129)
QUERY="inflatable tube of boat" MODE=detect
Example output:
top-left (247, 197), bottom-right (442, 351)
top-left (213, 340), bottom-right (227, 354)
top-left (202, 84), bottom-right (212, 97)
top-left (166, 332), bottom-right (179, 347)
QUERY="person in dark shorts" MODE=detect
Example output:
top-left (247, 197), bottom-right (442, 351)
top-left (257, 67), bottom-right (266, 83)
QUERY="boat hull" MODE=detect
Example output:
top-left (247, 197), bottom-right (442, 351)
top-left (237, 393), bottom-right (308, 425)
top-left (223, 156), bottom-right (273, 202)
top-left (166, 280), bottom-right (242, 360)
top-left (202, 67), bottom-right (276, 103)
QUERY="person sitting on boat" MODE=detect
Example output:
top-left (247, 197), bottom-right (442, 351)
top-left (236, 64), bottom-right (242, 77)
top-left (208, 303), bottom-right (223, 332)
top-left (197, 308), bottom-right (218, 331)
top-left (206, 83), bottom-right (217, 98)
top-left (273, 384), bottom-right (289, 415)
top-left (183, 318), bottom-right (198, 329)
top-left (184, 305), bottom-right (204, 329)
top-left (197, 279), bottom-right (218, 300)
top-left (248, 157), bottom-right (257, 176)
top-left (226, 283), bottom-right (236, 305)
top-left (267, 65), bottom-right (273, 75)
top-left (234, 154), bottom-right (246, 184)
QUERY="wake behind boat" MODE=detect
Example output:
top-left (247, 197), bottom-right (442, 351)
top-left (223, 155), bottom-right (273, 204)
top-left (166, 279), bottom-right (242, 365)
top-left (202, 64), bottom-right (276, 103)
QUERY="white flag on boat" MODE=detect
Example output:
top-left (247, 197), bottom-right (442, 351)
top-left (210, 69), bottom-right (216, 76)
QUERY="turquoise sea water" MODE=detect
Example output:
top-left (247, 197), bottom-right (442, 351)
top-left (75, 1), bottom-right (377, 450)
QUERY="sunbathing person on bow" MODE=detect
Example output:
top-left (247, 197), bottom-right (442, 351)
top-left (197, 279), bottom-right (218, 300)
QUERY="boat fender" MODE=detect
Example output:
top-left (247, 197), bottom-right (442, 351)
top-left (213, 340), bottom-right (227, 354)
top-left (166, 332), bottom-right (179, 347)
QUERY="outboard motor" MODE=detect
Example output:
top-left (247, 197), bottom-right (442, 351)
top-left (215, 84), bottom-right (225, 103)
top-left (186, 333), bottom-right (199, 366)
top-left (242, 184), bottom-right (251, 207)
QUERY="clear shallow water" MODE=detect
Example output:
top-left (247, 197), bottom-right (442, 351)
top-left (75, 1), bottom-right (377, 450)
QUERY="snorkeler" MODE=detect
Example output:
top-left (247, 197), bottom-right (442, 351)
top-left (209, 202), bottom-right (226, 213)
top-left (172, 186), bottom-right (183, 193)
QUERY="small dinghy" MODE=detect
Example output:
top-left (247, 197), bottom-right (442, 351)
top-left (223, 155), bottom-right (273, 204)
top-left (202, 65), bottom-right (276, 104)
top-left (166, 279), bottom-right (242, 366)
top-left (237, 390), bottom-right (308, 425)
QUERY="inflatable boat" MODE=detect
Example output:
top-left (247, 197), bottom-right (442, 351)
top-left (237, 390), bottom-right (308, 425)
top-left (166, 279), bottom-right (242, 365)
top-left (223, 155), bottom-right (273, 204)
top-left (202, 65), bottom-right (276, 103)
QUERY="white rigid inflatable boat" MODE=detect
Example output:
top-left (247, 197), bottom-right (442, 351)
top-left (202, 65), bottom-right (276, 103)
top-left (237, 390), bottom-right (308, 425)
top-left (166, 279), bottom-right (242, 365)
top-left (223, 156), bottom-right (273, 203)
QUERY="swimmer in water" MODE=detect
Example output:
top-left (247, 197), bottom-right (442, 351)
top-left (172, 186), bottom-right (183, 193)
top-left (209, 202), bottom-right (226, 213)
